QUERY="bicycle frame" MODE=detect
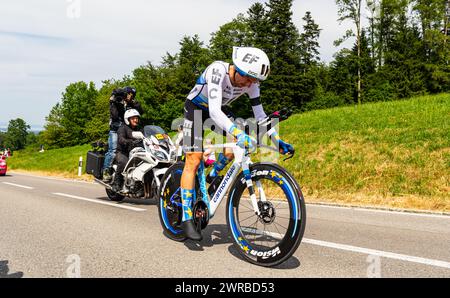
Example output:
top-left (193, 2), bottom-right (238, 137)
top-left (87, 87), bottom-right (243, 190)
top-left (197, 143), bottom-right (263, 219)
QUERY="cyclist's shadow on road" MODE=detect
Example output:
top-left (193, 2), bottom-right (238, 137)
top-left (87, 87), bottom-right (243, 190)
top-left (184, 224), bottom-right (233, 249)
top-left (183, 224), bottom-right (301, 270)
top-left (0, 260), bottom-right (24, 278)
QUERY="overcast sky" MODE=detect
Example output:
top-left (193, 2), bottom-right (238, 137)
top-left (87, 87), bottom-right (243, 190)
top-left (0, 0), bottom-right (360, 127)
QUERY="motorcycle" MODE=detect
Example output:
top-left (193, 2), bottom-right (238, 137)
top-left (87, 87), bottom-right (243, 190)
top-left (87, 125), bottom-right (177, 202)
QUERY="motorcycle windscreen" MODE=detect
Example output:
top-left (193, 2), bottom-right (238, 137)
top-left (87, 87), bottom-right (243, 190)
top-left (144, 125), bottom-right (166, 138)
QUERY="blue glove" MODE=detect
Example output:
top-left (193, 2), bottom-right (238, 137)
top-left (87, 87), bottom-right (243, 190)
top-left (229, 124), bottom-right (255, 150)
top-left (237, 133), bottom-right (256, 150)
top-left (278, 139), bottom-right (294, 155)
top-left (269, 130), bottom-right (294, 155)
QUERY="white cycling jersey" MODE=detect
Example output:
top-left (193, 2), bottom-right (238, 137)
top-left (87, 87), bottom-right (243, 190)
top-left (187, 61), bottom-right (267, 134)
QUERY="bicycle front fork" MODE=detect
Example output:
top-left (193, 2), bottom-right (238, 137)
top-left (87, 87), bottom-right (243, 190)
top-left (241, 158), bottom-right (262, 216)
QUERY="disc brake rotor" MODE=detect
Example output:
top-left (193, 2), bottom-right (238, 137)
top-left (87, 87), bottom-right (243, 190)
top-left (258, 201), bottom-right (276, 224)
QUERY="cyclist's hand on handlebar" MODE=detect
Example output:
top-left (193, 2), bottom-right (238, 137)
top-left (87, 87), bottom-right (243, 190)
top-left (229, 124), bottom-right (256, 150)
top-left (278, 139), bottom-right (294, 155)
top-left (237, 133), bottom-right (256, 150)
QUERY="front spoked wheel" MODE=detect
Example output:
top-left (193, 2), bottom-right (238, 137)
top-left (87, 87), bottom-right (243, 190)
top-left (226, 163), bottom-right (306, 267)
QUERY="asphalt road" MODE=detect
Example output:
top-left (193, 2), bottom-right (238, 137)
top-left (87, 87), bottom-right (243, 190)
top-left (1, 172), bottom-right (449, 278)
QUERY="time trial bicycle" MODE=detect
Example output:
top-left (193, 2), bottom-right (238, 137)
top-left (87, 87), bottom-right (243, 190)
top-left (157, 140), bottom-right (306, 267)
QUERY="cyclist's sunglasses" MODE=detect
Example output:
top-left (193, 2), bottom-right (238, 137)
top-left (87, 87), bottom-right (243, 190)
top-left (235, 67), bottom-right (259, 82)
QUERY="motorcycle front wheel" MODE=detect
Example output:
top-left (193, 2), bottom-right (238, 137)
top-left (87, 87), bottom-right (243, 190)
top-left (106, 188), bottom-right (125, 202)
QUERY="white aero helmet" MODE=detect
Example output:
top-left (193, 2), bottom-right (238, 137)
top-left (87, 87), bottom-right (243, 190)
top-left (232, 46), bottom-right (270, 81)
top-left (124, 109), bottom-right (140, 125)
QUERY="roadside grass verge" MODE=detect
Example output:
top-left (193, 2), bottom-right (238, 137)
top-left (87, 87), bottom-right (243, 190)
top-left (7, 144), bottom-right (92, 180)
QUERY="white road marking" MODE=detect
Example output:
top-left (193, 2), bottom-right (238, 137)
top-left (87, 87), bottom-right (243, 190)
top-left (52, 193), bottom-right (146, 212)
top-left (302, 238), bottom-right (450, 269)
top-left (306, 203), bottom-right (450, 219)
top-left (2, 182), bottom-right (34, 189)
top-left (241, 227), bottom-right (450, 269)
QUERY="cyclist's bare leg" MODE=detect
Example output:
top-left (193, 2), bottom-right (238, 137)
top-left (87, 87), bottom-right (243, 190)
top-left (181, 152), bottom-right (203, 189)
top-left (223, 147), bottom-right (234, 160)
top-left (224, 135), bottom-right (238, 160)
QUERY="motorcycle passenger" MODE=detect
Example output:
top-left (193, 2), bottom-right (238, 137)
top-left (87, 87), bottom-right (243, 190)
top-left (111, 109), bottom-right (145, 193)
top-left (103, 86), bottom-right (143, 182)
top-left (180, 47), bottom-right (294, 240)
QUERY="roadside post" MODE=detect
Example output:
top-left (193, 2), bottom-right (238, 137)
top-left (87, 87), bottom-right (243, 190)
top-left (78, 156), bottom-right (83, 176)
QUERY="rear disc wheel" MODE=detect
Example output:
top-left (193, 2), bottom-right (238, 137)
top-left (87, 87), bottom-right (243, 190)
top-left (158, 162), bottom-right (187, 242)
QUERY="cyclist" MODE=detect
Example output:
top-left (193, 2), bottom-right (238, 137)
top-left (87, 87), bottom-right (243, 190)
top-left (180, 46), bottom-right (294, 240)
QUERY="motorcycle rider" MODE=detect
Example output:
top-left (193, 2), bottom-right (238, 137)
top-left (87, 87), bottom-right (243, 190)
top-left (111, 109), bottom-right (145, 193)
top-left (180, 47), bottom-right (294, 240)
top-left (103, 86), bottom-right (143, 182)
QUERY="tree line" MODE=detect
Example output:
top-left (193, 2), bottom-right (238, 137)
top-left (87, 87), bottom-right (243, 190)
top-left (22, 0), bottom-right (449, 149)
top-left (0, 118), bottom-right (37, 152)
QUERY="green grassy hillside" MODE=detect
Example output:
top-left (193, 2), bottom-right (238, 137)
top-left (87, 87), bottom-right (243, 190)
top-left (278, 93), bottom-right (449, 211)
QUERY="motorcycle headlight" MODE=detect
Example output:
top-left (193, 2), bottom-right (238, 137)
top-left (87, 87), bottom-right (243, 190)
top-left (152, 150), bottom-right (167, 161)
top-left (170, 151), bottom-right (177, 161)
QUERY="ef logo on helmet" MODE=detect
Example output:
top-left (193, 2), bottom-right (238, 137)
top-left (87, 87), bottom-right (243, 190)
top-left (242, 53), bottom-right (260, 64)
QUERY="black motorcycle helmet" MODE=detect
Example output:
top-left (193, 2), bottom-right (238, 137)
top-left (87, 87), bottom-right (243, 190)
top-left (124, 86), bottom-right (137, 99)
